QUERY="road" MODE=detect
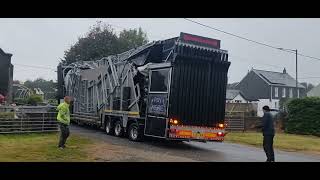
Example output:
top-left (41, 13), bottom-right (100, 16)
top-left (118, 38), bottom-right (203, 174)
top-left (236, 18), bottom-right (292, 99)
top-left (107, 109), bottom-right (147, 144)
top-left (71, 124), bottom-right (320, 162)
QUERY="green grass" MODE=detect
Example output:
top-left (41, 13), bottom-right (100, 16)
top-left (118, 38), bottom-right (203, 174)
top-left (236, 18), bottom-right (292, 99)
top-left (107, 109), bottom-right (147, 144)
top-left (0, 112), bottom-right (15, 118)
top-left (0, 133), bottom-right (94, 162)
top-left (225, 132), bottom-right (320, 153)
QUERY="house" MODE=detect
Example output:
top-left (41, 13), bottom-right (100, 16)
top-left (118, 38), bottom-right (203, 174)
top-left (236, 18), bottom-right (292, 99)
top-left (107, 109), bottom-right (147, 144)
top-left (0, 48), bottom-right (13, 104)
top-left (34, 88), bottom-right (44, 100)
top-left (236, 68), bottom-right (306, 116)
top-left (226, 89), bottom-right (258, 103)
top-left (227, 82), bottom-right (239, 89)
top-left (225, 89), bottom-right (259, 116)
top-left (307, 83), bottom-right (320, 97)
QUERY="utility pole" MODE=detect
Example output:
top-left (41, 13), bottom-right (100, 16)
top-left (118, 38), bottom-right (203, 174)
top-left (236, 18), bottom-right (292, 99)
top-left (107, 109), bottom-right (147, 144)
top-left (278, 48), bottom-right (299, 98)
top-left (295, 49), bottom-right (298, 98)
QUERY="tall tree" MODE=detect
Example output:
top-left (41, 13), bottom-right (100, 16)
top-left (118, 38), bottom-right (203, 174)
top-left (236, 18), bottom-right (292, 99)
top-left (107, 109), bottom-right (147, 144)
top-left (118, 27), bottom-right (148, 50)
top-left (301, 82), bottom-right (315, 92)
top-left (62, 21), bottom-right (149, 65)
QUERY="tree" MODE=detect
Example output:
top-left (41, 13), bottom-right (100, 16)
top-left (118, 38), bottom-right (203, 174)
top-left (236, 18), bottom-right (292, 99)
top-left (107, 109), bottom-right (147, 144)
top-left (118, 28), bottom-right (148, 50)
top-left (13, 80), bottom-right (20, 84)
top-left (62, 21), bottom-right (149, 65)
top-left (301, 82), bottom-right (315, 92)
top-left (24, 78), bottom-right (57, 100)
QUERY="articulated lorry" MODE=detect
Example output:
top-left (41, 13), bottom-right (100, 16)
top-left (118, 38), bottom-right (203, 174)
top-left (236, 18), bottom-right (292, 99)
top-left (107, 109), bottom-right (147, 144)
top-left (57, 32), bottom-right (230, 142)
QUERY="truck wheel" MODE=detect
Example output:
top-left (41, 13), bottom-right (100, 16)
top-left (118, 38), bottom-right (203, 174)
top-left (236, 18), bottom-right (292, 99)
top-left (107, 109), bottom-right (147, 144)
top-left (114, 121), bottom-right (123, 137)
top-left (128, 123), bottom-right (142, 141)
top-left (105, 119), bottom-right (114, 135)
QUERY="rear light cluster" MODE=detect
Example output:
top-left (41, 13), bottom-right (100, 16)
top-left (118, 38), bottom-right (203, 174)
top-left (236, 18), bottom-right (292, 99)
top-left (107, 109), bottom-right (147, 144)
top-left (217, 132), bottom-right (224, 137)
top-left (169, 128), bottom-right (179, 134)
top-left (169, 129), bottom-right (225, 137)
top-left (169, 118), bottom-right (179, 125)
top-left (217, 123), bottom-right (227, 129)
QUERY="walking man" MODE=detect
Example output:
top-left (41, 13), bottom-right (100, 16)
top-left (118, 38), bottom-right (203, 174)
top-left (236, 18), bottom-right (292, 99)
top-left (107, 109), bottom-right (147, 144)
top-left (258, 105), bottom-right (275, 162)
top-left (57, 96), bottom-right (72, 149)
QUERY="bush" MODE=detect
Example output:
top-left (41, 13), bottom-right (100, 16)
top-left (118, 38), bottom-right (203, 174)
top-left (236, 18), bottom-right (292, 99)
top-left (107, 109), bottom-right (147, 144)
top-left (285, 97), bottom-right (320, 136)
top-left (48, 99), bottom-right (58, 105)
top-left (0, 112), bottom-right (14, 119)
top-left (14, 98), bottom-right (27, 105)
top-left (27, 95), bottom-right (43, 106)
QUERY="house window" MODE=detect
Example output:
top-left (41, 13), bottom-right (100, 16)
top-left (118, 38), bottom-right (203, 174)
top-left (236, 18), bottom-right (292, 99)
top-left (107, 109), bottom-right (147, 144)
top-left (235, 100), bottom-right (242, 103)
top-left (289, 88), bottom-right (293, 98)
top-left (282, 88), bottom-right (286, 98)
top-left (275, 87), bottom-right (278, 98)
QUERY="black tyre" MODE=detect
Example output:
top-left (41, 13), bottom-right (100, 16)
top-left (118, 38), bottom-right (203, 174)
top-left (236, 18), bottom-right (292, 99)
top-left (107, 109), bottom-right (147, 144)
top-left (128, 123), bottom-right (142, 141)
top-left (105, 119), bottom-right (114, 135)
top-left (114, 121), bottom-right (123, 137)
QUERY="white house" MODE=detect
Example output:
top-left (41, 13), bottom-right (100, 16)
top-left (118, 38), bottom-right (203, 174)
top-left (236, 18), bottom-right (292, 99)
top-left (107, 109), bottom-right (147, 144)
top-left (226, 89), bottom-right (259, 103)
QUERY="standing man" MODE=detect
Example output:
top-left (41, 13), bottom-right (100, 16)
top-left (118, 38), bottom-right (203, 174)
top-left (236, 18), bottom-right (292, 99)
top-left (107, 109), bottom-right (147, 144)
top-left (57, 96), bottom-right (72, 149)
top-left (258, 106), bottom-right (275, 162)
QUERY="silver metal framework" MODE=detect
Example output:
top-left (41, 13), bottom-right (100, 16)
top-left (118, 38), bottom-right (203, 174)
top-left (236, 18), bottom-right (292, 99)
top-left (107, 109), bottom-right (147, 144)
top-left (61, 43), bottom-right (159, 117)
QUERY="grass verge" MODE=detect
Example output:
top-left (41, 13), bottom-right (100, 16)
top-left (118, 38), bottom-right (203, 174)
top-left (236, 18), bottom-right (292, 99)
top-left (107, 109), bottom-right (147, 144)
top-left (0, 132), bottom-right (94, 162)
top-left (225, 132), bottom-right (320, 154)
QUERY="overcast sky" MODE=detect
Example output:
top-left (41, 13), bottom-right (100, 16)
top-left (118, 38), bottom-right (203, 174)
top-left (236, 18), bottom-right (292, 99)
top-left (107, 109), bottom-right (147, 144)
top-left (1, 18), bottom-right (320, 85)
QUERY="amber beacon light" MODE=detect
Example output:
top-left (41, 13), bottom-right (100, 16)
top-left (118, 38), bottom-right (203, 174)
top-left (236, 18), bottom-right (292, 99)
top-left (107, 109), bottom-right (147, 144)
top-left (218, 123), bottom-right (224, 128)
top-left (170, 118), bottom-right (179, 125)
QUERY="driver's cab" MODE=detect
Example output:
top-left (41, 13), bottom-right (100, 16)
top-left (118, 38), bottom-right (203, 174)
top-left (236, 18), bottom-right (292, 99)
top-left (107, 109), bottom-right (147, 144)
top-left (144, 62), bottom-right (172, 138)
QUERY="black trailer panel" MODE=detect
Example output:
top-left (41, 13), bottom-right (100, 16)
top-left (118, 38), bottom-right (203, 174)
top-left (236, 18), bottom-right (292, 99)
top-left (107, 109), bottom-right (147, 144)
top-left (169, 44), bottom-right (230, 127)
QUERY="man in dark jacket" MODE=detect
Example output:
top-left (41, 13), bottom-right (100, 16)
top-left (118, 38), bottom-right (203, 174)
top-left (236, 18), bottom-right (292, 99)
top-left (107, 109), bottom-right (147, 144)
top-left (257, 105), bottom-right (275, 162)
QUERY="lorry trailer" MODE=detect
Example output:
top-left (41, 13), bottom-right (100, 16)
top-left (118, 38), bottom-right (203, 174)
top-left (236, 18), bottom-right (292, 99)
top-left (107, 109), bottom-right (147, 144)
top-left (57, 32), bottom-right (230, 142)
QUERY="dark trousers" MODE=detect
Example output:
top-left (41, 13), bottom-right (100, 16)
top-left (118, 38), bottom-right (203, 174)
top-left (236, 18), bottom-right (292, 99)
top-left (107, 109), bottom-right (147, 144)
top-left (263, 135), bottom-right (275, 162)
top-left (58, 122), bottom-right (70, 148)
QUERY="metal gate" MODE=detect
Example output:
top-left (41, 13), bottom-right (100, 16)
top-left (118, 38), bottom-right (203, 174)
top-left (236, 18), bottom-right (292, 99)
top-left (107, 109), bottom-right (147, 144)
top-left (225, 111), bottom-right (245, 131)
top-left (0, 106), bottom-right (58, 134)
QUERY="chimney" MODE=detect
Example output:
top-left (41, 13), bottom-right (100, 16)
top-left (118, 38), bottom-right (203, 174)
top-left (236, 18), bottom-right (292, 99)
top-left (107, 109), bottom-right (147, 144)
top-left (283, 68), bottom-right (287, 74)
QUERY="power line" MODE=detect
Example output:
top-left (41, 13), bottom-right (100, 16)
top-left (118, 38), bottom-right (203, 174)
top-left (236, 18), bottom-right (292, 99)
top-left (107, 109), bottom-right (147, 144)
top-left (229, 54), bottom-right (284, 69)
top-left (13, 63), bottom-right (56, 71)
top-left (299, 76), bottom-right (320, 79)
top-left (184, 18), bottom-right (320, 62)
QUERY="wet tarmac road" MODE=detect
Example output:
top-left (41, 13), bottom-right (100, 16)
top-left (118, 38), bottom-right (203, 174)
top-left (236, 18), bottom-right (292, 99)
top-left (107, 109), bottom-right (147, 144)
top-left (71, 124), bottom-right (320, 162)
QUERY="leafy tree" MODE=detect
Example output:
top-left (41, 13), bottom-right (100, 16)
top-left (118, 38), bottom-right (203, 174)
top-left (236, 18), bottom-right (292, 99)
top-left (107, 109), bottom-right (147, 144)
top-left (301, 82), bottom-right (315, 92)
top-left (24, 78), bottom-right (57, 100)
top-left (62, 21), bottom-right (149, 65)
top-left (118, 27), bottom-right (148, 50)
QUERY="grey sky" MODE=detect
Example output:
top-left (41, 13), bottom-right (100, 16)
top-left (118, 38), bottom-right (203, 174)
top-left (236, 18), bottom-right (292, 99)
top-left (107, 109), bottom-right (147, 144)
top-left (1, 18), bottom-right (320, 85)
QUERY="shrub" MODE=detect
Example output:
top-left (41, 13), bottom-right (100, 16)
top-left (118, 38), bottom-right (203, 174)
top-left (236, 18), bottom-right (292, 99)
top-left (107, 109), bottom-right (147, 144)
top-left (14, 98), bottom-right (27, 105)
top-left (48, 99), bottom-right (58, 105)
top-left (285, 97), bottom-right (320, 136)
top-left (27, 95), bottom-right (43, 106)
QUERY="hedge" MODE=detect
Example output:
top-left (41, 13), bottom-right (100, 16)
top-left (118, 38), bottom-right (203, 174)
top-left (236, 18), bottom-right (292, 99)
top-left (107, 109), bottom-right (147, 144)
top-left (286, 97), bottom-right (320, 136)
top-left (0, 112), bottom-right (15, 119)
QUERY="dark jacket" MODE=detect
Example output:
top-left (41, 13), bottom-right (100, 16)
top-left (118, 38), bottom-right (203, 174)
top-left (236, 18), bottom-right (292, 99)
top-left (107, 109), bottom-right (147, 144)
top-left (257, 112), bottom-right (275, 136)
